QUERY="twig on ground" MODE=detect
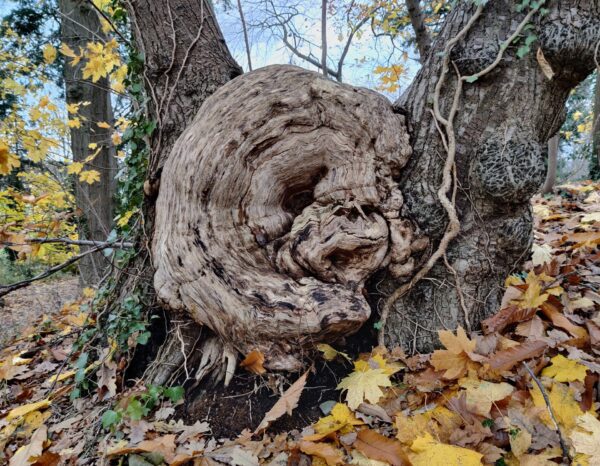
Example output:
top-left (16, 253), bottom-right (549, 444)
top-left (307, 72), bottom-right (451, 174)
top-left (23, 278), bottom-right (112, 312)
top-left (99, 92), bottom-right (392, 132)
top-left (523, 362), bottom-right (572, 462)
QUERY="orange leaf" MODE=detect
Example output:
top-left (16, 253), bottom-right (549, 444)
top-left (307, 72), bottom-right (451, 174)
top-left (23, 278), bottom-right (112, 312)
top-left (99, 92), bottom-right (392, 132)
top-left (298, 440), bottom-right (344, 466)
top-left (239, 349), bottom-right (265, 375)
top-left (354, 429), bottom-right (411, 466)
top-left (487, 339), bottom-right (548, 372)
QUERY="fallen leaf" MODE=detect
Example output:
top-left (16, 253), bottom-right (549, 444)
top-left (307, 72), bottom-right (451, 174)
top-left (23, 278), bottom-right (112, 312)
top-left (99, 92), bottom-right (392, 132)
top-left (530, 382), bottom-right (583, 431)
top-left (570, 413), bottom-right (600, 463)
top-left (239, 350), bottom-right (265, 375)
top-left (541, 354), bottom-right (587, 382)
top-left (430, 327), bottom-right (479, 380)
top-left (409, 432), bottom-right (483, 466)
top-left (9, 425), bottom-right (47, 466)
top-left (536, 48), bottom-right (554, 80)
top-left (337, 361), bottom-right (392, 410)
top-left (460, 379), bottom-right (514, 416)
top-left (299, 440), bottom-right (344, 466)
top-left (6, 399), bottom-right (51, 421)
top-left (304, 403), bottom-right (363, 441)
top-left (353, 429), bottom-right (410, 466)
top-left (487, 339), bottom-right (548, 372)
top-left (255, 371), bottom-right (307, 433)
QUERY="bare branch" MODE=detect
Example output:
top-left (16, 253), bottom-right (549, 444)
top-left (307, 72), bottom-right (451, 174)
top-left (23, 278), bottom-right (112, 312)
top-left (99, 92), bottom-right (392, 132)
top-left (321, 0), bottom-right (327, 76)
top-left (237, 0), bottom-right (253, 70)
top-left (1, 237), bottom-right (134, 249)
top-left (0, 243), bottom-right (111, 298)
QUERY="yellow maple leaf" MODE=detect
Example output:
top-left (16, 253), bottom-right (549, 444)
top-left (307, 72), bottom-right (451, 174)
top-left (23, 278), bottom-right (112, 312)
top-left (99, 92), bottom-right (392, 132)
top-left (304, 403), bottom-right (363, 440)
top-left (570, 413), bottom-right (600, 464)
top-left (337, 361), bottom-right (392, 410)
top-left (530, 382), bottom-right (582, 431)
top-left (60, 42), bottom-right (81, 65)
top-left (410, 432), bottom-right (483, 465)
top-left (79, 170), bottom-right (100, 184)
top-left (514, 271), bottom-right (549, 310)
top-left (67, 118), bottom-right (81, 128)
top-left (42, 43), bottom-right (57, 64)
top-left (430, 327), bottom-right (478, 380)
top-left (67, 162), bottom-right (84, 175)
top-left (0, 142), bottom-right (20, 175)
top-left (542, 355), bottom-right (588, 383)
top-left (66, 103), bottom-right (80, 114)
top-left (97, 121), bottom-right (111, 129)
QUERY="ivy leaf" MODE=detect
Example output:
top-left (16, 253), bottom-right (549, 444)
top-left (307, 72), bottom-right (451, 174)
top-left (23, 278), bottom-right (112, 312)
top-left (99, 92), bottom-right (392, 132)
top-left (163, 386), bottom-right (185, 403)
top-left (126, 398), bottom-right (146, 421)
top-left (101, 410), bottom-right (121, 430)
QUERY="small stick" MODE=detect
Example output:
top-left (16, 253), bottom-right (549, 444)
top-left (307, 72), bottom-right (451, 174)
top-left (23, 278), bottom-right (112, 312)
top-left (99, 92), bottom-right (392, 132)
top-left (523, 362), bottom-right (572, 462)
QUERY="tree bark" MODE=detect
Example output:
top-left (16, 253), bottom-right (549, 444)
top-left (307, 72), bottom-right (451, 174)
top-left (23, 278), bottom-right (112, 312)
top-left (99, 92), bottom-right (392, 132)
top-left (122, 0), bottom-right (241, 384)
top-left (60, 0), bottom-right (118, 285)
top-left (542, 135), bottom-right (559, 194)
top-left (129, 0), bottom-right (600, 379)
top-left (405, 0), bottom-right (431, 62)
top-left (592, 73), bottom-right (600, 179)
top-left (385, 0), bottom-right (599, 352)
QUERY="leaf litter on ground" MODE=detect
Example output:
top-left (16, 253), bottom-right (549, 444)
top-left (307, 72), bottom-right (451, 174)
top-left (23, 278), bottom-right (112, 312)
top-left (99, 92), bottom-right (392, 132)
top-left (1, 182), bottom-right (600, 465)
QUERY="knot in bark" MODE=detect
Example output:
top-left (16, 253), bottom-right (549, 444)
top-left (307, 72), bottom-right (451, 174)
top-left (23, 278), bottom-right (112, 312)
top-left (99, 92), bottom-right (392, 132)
top-left (153, 65), bottom-right (421, 369)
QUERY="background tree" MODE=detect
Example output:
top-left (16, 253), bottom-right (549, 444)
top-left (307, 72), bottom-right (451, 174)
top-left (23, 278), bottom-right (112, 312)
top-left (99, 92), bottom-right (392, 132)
top-left (60, 0), bottom-right (118, 285)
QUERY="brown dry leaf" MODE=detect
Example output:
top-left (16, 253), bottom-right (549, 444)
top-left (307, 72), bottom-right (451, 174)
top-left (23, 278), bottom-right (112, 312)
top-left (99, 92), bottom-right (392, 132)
top-left (354, 428), bottom-right (410, 466)
top-left (96, 359), bottom-right (117, 400)
top-left (486, 339), bottom-right (548, 372)
top-left (536, 47), bottom-right (554, 80)
top-left (9, 424), bottom-right (47, 466)
top-left (481, 305), bottom-right (537, 335)
top-left (541, 300), bottom-right (588, 339)
top-left (430, 327), bottom-right (479, 380)
top-left (239, 349), bottom-right (266, 375)
top-left (107, 435), bottom-right (177, 464)
top-left (298, 440), bottom-right (344, 466)
top-left (255, 371), bottom-right (307, 433)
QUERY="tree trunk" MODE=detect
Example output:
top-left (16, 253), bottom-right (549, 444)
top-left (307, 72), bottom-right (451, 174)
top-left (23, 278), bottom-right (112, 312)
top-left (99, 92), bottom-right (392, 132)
top-left (121, 0), bottom-right (242, 384)
top-left (128, 0), bottom-right (600, 378)
top-left (405, 0), bottom-right (431, 62)
top-left (385, 1), bottom-right (599, 352)
top-left (60, 0), bottom-right (118, 285)
top-left (542, 135), bottom-right (559, 194)
top-left (592, 73), bottom-right (600, 179)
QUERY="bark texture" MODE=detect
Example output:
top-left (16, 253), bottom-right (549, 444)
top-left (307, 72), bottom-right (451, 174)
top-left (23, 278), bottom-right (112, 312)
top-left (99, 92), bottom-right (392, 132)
top-left (153, 65), bottom-right (423, 370)
top-left (385, 0), bottom-right (600, 352)
top-left (60, 0), bottom-right (117, 285)
top-left (121, 0), bottom-right (241, 384)
top-left (542, 135), bottom-right (559, 194)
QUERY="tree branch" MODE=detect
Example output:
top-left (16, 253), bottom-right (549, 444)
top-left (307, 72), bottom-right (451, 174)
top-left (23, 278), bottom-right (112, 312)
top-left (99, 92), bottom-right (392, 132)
top-left (1, 237), bottom-right (134, 249)
top-left (405, 0), bottom-right (432, 63)
top-left (321, 0), bottom-right (327, 76)
top-left (236, 0), bottom-right (253, 71)
top-left (0, 243), bottom-right (113, 298)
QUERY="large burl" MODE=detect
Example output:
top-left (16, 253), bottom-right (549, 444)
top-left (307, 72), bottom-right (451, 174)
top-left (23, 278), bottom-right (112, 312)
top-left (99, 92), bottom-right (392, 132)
top-left (153, 65), bottom-right (424, 370)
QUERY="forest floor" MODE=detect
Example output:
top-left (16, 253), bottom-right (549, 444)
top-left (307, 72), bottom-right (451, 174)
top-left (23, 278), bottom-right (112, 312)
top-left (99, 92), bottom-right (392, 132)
top-left (1, 182), bottom-right (600, 466)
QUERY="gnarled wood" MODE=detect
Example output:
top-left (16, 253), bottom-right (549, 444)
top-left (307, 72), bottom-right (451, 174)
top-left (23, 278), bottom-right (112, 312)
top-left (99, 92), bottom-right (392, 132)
top-left (153, 65), bottom-right (423, 370)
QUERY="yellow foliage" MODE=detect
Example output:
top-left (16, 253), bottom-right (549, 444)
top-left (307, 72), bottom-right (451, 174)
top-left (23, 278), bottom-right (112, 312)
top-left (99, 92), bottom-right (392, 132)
top-left (530, 382), bottom-right (583, 431)
top-left (79, 169), bottom-right (101, 184)
top-left (42, 43), bottom-right (57, 64)
top-left (410, 432), bottom-right (483, 465)
top-left (337, 359), bottom-right (392, 410)
top-left (541, 354), bottom-right (588, 382)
